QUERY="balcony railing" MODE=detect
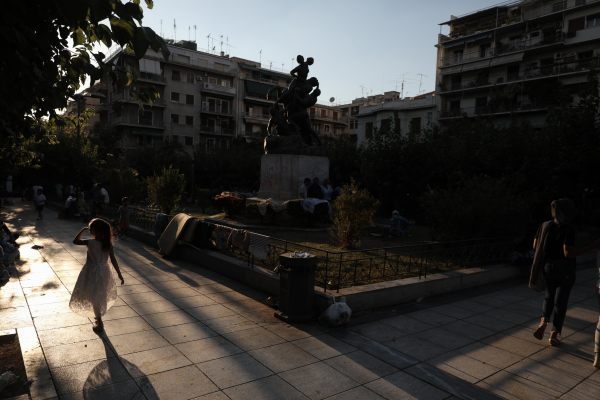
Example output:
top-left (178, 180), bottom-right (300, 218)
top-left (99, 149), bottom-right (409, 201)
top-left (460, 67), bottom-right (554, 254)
top-left (244, 112), bottom-right (270, 120)
top-left (245, 92), bottom-right (271, 101)
top-left (111, 116), bottom-right (165, 127)
top-left (200, 106), bottom-right (233, 115)
top-left (438, 57), bottom-right (599, 93)
top-left (438, 101), bottom-right (553, 119)
top-left (244, 73), bottom-right (282, 85)
top-left (311, 114), bottom-right (345, 123)
top-left (138, 72), bottom-right (167, 83)
top-left (199, 126), bottom-right (234, 135)
top-left (111, 91), bottom-right (166, 106)
top-left (201, 82), bottom-right (236, 95)
top-left (441, 33), bottom-right (565, 67)
top-left (240, 131), bottom-right (263, 138)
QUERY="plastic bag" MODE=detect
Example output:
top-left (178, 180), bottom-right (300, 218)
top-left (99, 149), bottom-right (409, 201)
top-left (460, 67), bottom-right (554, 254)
top-left (318, 297), bottom-right (352, 327)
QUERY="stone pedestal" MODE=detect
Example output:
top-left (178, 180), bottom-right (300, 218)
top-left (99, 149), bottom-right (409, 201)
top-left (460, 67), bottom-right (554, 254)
top-left (257, 154), bottom-right (330, 201)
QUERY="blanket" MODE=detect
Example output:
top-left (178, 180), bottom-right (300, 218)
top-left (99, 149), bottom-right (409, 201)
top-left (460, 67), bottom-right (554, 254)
top-left (301, 198), bottom-right (332, 214)
top-left (257, 198), bottom-right (289, 216)
top-left (227, 229), bottom-right (249, 251)
top-left (214, 225), bottom-right (232, 250)
top-left (248, 232), bottom-right (270, 260)
top-left (158, 213), bottom-right (194, 256)
top-left (181, 217), bottom-right (200, 243)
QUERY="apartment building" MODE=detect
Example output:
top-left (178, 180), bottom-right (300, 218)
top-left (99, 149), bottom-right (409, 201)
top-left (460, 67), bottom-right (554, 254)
top-left (435, 0), bottom-right (600, 127)
top-left (356, 92), bottom-right (436, 146)
top-left (233, 59), bottom-right (293, 140)
top-left (308, 103), bottom-right (349, 140)
top-left (338, 100), bottom-right (363, 139)
top-left (97, 40), bottom-right (237, 152)
top-left (66, 82), bottom-right (105, 130)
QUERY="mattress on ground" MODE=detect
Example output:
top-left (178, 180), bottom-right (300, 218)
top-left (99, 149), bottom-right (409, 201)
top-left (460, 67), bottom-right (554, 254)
top-left (158, 213), bottom-right (193, 256)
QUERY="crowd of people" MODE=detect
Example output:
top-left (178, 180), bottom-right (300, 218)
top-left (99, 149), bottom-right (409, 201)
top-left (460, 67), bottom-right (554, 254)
top-left (297, 177), bottom-right (341, 202)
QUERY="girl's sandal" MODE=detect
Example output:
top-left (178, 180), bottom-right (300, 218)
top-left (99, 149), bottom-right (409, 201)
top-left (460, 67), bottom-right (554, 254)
top-left (549, 336), bottom-right (561, 347)
top-left (533, 319), bottom-right (547, 340)
top-left (593, 357), bottom-right (599, 369)
top-left (92, 322), bottom-right (104, 333)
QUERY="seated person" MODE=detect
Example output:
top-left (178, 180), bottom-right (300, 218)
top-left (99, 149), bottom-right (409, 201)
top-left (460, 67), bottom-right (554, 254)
top-left (298, 178), bottom-right (311, 199)
top-left (307, 177), bottom-right (324, 199)
top-left (389, 210), bottom-right (410, 237)
top-left (321, 179), bottom-right (333, 202)
top-left (1, 220), bottom-right (19, 245)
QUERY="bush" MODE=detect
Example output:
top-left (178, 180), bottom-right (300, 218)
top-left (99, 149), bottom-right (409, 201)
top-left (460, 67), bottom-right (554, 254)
top-left (197, 188), bottom-right (221, 213)
top-left (420, 174), bottom-right (531, 241)
top-left (104, 167), bottom-right (140, 204)
top-left (332, 179), bottom-right (380, 249)
top-left (147, 167), bottom-right (186, 215)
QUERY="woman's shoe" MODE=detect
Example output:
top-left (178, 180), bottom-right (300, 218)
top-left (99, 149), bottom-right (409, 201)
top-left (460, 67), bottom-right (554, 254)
top-left (549, 332), bottom-right (561, 347)
top-left (593, 356), bottom-right (599, 369)
top-left (533, 318), bottom-right (547, 340)
top-left (92, 320), bottom-right (104, 333)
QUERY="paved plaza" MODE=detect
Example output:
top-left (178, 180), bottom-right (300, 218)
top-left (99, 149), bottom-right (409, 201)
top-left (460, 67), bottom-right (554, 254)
top-left (1, 204), bottom-right (599, 400)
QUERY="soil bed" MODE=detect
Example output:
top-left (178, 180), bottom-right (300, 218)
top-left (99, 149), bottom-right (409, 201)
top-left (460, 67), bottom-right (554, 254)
top-left (0, 333), bottom-right (29, 399)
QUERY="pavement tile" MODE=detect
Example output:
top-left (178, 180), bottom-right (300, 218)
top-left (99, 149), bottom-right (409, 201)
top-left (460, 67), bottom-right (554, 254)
top-left (205, 290), bottom-right (253, 304)
top-left (102, 316), bottom-right (154, 336)
top-left (324, 350), bottom-right (399, 384)
top-left (38, 324), bottom-right (98, 348)
top-left (44, 338), bottom-right (113, 369)
top-left (439, 320), bottom-right (496, 341)
top-left (476, 370), bottom-right (562, 400)
top-left (561, 374), bottom-right (600, 400)
top-left (142, 309), bottom-right (199, 329)
top-left (261, 323), bottom-right (318, 341)
top-left (145, 280), bottom-right (190, 291)
top-left (170, 294), bottom-right (217, 309)
top-left (157, 321), bottom-right (218, 344)
top-left (349, 321), bottom-right (408, 343)
top-left (135, 364), bottom-right (219, 400)
top-left (483, 309), bottom-right (534, 325)
top-left (129, 299), bottom-right (180, 315)
top-left (118, 291), bottom-right (166, 305)
top-left (279, 361), bottom-right (359, 400)
top-left (156, 286), bottom-right (203, 300)
top-left (451, 299), bottom-right (495, 314)
top-left (325, 386), bottom-right (385, 400)
top-left (457, 342), bottom-right (522, 369)
top-left (419, 327), bottom-right (475, 350)
top-left (224, 375), bottom-right (309, 400)
top-left (187, 304), bottom-right (238, 321)
top-left (197, 353), bottom-right (273, 389)
top-left (106, 329), bottom-right (171, 355)
top-left (119, 345), bottom-right (192, 378)
top-left (59, 378), bottom-right (144, 400)
top-left (195, 283), bottom-right (236, 295)
top-left (464, 313), bottom-right (519, 331)
top-left (379, 315), bottom-right (435, 334)
top-left (23, 291), bottom-right (72, 305)
top-left (28, 301), bottom-right (72, 317)
top-left (51, 357), bottom-right (130, 395)
top-left (116, 284), bottom-right (155, 295)
top-left (176, 335), bottom-right (244, 363)
top-left (426, 350), bottom-right (500, 383)
top-left (405, 309), bottom-right (457, 326)
top-left (529, 347), bottom-right (596, 379)
top-left (384, 335), bottom-right (450, 362)
top-left (481, 333), bottom-right (546, 357)
top-left (505, 358), bottom-right (582, 393)
top-left (33, 312), bottom-right (90, 331)
top-left (292, 334), bottom-right (357, 360)
top-left (222, 326), bottom-right (286, 351)
top-left (248, 342), bottom-right (319, 373)
top-left (428, 304), bottom-right (477, 320)
top-left (101, 304), bottom-right (138, 321)
top-left (365, 370), bottom-right (450, 400)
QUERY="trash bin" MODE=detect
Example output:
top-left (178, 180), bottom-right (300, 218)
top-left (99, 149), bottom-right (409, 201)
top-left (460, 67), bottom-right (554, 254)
top-left (274, 252), bottom-right (317, 323)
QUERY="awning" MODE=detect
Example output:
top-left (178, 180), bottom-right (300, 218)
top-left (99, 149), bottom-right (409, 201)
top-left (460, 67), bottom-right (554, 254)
top-left (442, 32), bottom-right (493, 48)
top-left (462, 58), bottom-right (492, 72)
top-left (139, 59), bottom-right (161, 74)
top-left (440, 65), bottom-right (463, 76)
top-left (490, 52), bottom-right (525, 67)
top-left (245, 81), bottom-right (274, 96)
top-left (239, 63), bottom-right (291, 80)
top-left (132, 130), bottom-right (163, 137)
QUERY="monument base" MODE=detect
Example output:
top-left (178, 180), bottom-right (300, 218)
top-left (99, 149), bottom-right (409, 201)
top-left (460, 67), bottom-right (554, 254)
top-left (257, 154), bottom-right (330, 201)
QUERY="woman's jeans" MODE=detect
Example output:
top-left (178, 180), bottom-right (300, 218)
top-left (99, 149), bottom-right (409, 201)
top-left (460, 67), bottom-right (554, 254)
top-left (542, 261), bottom-right (576, 334)
top-left (595, 287), bottom-right (600, 355)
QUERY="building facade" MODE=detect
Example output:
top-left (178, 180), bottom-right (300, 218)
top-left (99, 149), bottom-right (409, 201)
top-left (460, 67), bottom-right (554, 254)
top-left (308, 103), bottom-right (349, 140)
top-left (356, 92), bottom-right (436, 147)
top-left (435, 0), bottom-right (600, 127)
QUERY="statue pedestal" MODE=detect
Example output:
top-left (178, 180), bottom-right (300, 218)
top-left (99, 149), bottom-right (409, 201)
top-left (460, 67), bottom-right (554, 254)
top-left (257, 154), bottom-right (330, 201)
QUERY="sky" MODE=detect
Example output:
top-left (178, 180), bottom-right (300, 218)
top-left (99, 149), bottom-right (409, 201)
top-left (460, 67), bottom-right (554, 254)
top-left (94, 0), bottom-right (504, 104)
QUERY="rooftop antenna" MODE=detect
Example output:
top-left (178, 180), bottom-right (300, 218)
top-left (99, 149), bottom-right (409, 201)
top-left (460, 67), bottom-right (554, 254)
top-left (194, 25), bottom-right (197, 42)
top-left (281, 62), bottom-right (284, 71)
top-left (268, 61), bottom-right (275, 70)
top-left (219, 35), bottom-right (223, 53)
top-left (188, 26), bottom-right (190, 41)
top-left (174, 19), bottom-right (176, 42)
top-left (259, 50), bottom-right (262, 64)
top-left (417, 73), bottom-right (428, 94)
top-left (207, 33), bottom-right (211, 52)
top-left (160, 20), bottom-right (163, 37)
top-left (359, 85), bottom-right (366, 97)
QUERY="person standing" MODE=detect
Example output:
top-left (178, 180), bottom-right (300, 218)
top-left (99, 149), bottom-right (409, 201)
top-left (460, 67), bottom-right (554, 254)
top-left (69, 219), bottom-right (124, 332)
top-left (55, 182), bottom-right (63, 201)
top-left (35, 189), bottom-right (46, 220)
top-left (32, 184), bottom-right (43, 211)
top-left (66, 184), bottom-right (75, 198)
top-left (321, 179), bottom-right (333, 202)
top-left (308, 177), bottom-right (324, 199)
top-left (298, 178), bottom-right (310, 200)
top-left (118, 197), bottom-right (131, 239)
top-left (98, 183), bottom-right (110, 205)
top-left (530, 199), bottom-right (600, 346)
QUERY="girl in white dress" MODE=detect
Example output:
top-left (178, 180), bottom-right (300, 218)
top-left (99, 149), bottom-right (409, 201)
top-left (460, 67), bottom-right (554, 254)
top-left (69, 219), bottom-right (124, 332)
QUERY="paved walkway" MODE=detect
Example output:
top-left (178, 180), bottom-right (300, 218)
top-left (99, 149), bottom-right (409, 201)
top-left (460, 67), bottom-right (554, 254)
top-left (1, 204), bottom-right (599, 400)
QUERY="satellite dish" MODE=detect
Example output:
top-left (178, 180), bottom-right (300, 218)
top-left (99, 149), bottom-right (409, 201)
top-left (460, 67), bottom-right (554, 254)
top-left (329, 97), bottom-right (335, 103)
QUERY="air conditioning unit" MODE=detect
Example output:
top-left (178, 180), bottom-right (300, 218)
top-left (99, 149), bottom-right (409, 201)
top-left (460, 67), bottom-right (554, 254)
top-left (555, 22), bottom-right (562, 29)
top-left (196, 75), bottom-right (203, 81)
top-left (216, 100), bottom-right (221, 105)
top-left (594, 49), bottom-right (600, 57)
top-left (203, 83), bottom-right (210, 89)
top-left (554, 53), bottom-right (563, 59)
top-left (201, 101), bottom-right (209, 111)
top-left (202, 72), bottom-right (208, 77)
top-left (530, 23), bottom-right (540, 30)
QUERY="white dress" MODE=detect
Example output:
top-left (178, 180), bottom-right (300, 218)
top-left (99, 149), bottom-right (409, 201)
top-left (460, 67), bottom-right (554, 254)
top-left (69, 240), bottom-right (117, 317)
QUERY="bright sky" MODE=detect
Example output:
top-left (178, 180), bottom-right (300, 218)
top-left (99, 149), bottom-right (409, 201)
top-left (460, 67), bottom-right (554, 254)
top-left (96, 0), bottom-right (504, 104)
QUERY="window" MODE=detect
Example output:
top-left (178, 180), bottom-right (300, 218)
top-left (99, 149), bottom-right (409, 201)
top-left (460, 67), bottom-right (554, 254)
top-left (451, 74), bottom-right (462, 90)
top-left (480, 43), bottom-right (491, 58)
top-left (172, 70), bottom-right (180, 81)
top-left (172, 135), bottom-right (179, 143)
top-left (214, 63), bottom-right (226, 71)
top-left (334, 127), bottom-right (342, 135)
top-left (321, 109), bottom-right (327, 118)
top-left (552, 1), bottom-right (566, 12)
top-left (171, 114), bottom-right (179, 124)
top-left (185, 116), bottom-right (194, 126)
top-left (379, 118), bottom-right (391, 134)
top-left (171, 92), bottom-right (180, 102)
top-left (208, 77), bottom-right (217, 85)
top-left (569, 17), bottom-right (585, 32)
top-left (349, 120), bottom-right (358, 129)
top-left (185, 136), bottom-right (194, 146)
top-left (139, 111), bottom-right (153, 125)
top-left (186, 94), bottom-right (194, 105)
top-left (351, 107), bottom-right (359, 116)
top-left (475, 97), bottom-right (488, 114)
top-left (324, 125), bottom-right (330, 133)
top-left (453, 49), bottom-right (463, 63)
top-left (309, 108), bottom-right (316, 117)
top-left (507, 64), bottom-right (520, 81)
top-left (206, 138), bottom-right (215, 151)
top-left (509, 36), bottom-right (522, 50)
top-left (450, 100), bottom-right (461, 110)
top-left (586, 14), bottom-right (600, 28)
top-left (409, 117), bottom-right (421, 133)
top-left (222, 80), bottom-right (231, 87)
top-left (365, 122), bottom-right (374, 138)
top-left (186, 73), bottom-right (195, 83)
top-left (196, 59), bottom-right (208, 68)
top-left (530, 31), bottom-right (540, 38)
top-left (311, 124), bottom-right (319, 133)
top-left (576, 0), bottom-right (586, 5)
top-left (138, 135), bottom-right (152, 146)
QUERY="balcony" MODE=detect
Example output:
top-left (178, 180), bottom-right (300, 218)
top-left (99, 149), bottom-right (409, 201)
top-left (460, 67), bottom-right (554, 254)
top-left (199, 126), bottom-right (235, 135)
top-left (438, 101), bottom-right (553, 120)
top-left (245, 92), bottom-right (272, 102)
top-left (244, 73), bottom-right (280, 85)
top-left (111, 91), bottom-right (166, 106)
top-left (240, 131), bottom-right (263, 138)
top-left (200, 106), bottom-right (234, 116)
top-left (138, 72), bottom-right (167, 84)
top-left (438, 57), bottom-right (599, 93)
top-left (111, 116), bottom-right (166, 128)
top-left (200, 82), bottom-right (236, 96)
top-left (94, 104), bottom-right (110, 113)
top-left (244, 112), bottom-right (270, 120)
top-left (310, 114), bottom-right (346, 124)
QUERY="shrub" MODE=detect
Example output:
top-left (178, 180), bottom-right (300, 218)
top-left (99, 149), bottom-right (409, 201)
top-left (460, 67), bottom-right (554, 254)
top-left (420, 174), bottom-right (531, 241)
top-left (197, 188), bottom-right (221, 213)
top-left (104, 167), bottom-right (140, 204)
top-left (332, 179), bottom-right (380, 249)
top-left (147, 167), bottom-right (186, 215)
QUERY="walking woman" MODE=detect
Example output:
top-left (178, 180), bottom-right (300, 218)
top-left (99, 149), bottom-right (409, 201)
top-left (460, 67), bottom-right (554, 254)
top-left (530, 199), bottom-right (600, 346)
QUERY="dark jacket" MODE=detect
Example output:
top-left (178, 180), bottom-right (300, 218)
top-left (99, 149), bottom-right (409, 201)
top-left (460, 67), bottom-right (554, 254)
top-left (307, 184), bottom-right (324, 199)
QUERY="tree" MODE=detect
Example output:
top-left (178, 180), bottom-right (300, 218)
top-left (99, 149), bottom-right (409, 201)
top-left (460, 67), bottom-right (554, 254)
top-left (0, 0), bottom-right (170, 177)
top-left (147, 167), bottom-right (186, 214)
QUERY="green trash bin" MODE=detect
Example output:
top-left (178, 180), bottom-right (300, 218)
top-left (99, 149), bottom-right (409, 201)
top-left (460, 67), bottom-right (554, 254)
top-left (274, 252), bottom-right (317, 323)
